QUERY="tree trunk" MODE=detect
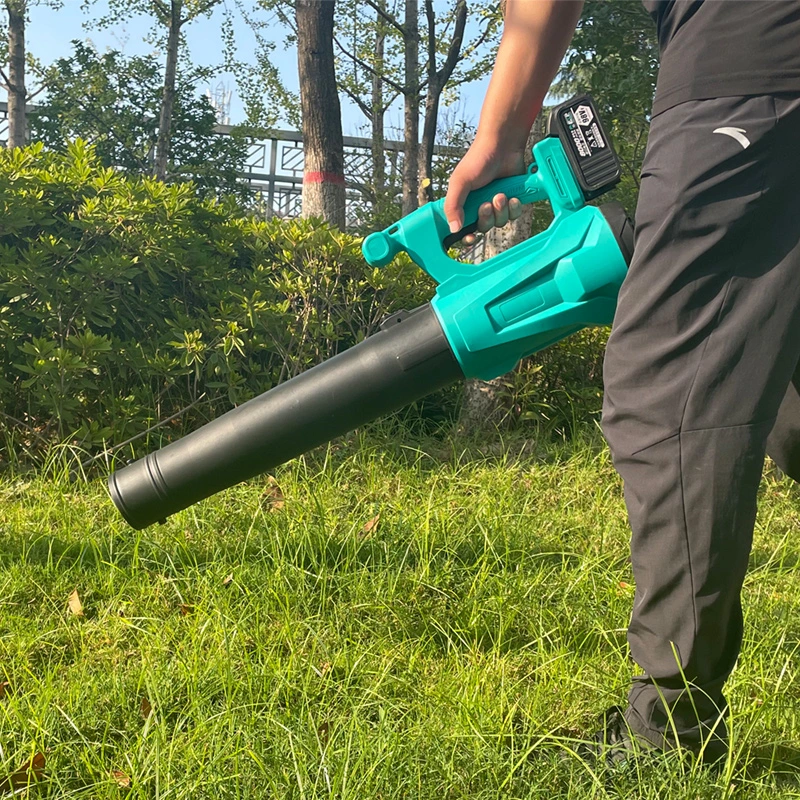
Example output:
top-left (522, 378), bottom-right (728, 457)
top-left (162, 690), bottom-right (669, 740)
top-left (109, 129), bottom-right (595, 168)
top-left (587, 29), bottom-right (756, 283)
top-left (371, 7), bottom-right (386, 203)
top-left (154, 0), bottom-right (182, 181)
top-left (6, 0), bottom-right (27, 149)
top-left (418, 0), bottom-right (437, 208)
top-left (418, 89), bottom-right (439, 207)
top-left (418, 0), bottom-right (466, 206)
top-left (457, 117), bottom-right (545, 433)
top-left (296, 0), bottom-right (346, 229)
top-left (401, 0), bottom-right (419, 216)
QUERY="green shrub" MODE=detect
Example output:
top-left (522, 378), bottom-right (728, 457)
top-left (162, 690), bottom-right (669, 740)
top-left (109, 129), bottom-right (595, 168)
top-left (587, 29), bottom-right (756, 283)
top-left (0, 142), bottom-right (432, 464)
top-left (510, 328), bottom-right (609, 436)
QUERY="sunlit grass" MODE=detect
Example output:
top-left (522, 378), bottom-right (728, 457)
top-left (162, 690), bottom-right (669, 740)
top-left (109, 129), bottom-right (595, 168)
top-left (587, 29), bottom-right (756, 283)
top-left (0, 426), bottom-right (798, 797)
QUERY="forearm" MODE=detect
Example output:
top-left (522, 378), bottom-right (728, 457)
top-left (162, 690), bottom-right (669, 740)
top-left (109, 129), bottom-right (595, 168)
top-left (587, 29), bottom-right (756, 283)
top-left (476, 0), bottom-right (584, 151)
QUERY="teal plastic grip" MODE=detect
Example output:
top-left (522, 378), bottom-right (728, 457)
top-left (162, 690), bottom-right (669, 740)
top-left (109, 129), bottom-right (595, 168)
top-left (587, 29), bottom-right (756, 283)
top-left (457, 171), bottom-right (544, 227)
top-left (363, 138), bottom-right (584, 285)
top-left (361, 170), bottom-right (543, 276)
top-left (361, 136), bottom-right (629, 381)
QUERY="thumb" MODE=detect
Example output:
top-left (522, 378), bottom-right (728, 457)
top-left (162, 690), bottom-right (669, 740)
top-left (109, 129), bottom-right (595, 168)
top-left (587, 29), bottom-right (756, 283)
top-left (443, 173), bottom-right (472, 234)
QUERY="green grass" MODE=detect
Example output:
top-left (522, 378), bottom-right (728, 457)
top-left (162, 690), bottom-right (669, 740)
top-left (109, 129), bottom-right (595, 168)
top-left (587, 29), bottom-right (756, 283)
top-left (1, 427), bottom-right (799, 798)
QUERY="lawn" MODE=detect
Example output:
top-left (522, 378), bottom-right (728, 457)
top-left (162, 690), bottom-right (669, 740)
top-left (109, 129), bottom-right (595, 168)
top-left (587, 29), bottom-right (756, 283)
top-left (1, 428), bottom-right (799, 798)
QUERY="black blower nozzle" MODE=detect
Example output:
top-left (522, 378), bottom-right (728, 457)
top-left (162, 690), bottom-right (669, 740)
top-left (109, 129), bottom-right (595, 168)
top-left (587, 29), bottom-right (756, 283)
top-left (109, 304), bottom-right (463, 529)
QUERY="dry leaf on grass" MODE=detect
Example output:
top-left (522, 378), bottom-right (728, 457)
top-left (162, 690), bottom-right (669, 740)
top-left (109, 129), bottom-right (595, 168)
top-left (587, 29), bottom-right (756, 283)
top-left (223, 573), bottom-right (234, 587)
top-left (312, 661), bottom-right (331, 678)
top-left (263, 477), bottom-right (285, 512)
top-left (67, 589), bottom-right (84, 617)
top-left (111, 769), bottom-right (131, 789)
top-left (178, 603), bottom-right (195, 616)
top-left (0, 752), bottom-right (46, 793)
top-left (0, 681), bottom-right (10, 700)
top-left (360, 514), bottom-right (380, 537)
top-left (317, 720), bottom-right (330, 745)
top-left (140, 697), bottom-right (152, 719)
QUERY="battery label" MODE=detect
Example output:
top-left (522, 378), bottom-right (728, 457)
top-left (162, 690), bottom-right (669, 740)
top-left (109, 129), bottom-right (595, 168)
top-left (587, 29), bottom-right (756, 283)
top-left (562, 105), bottom-right (607, 160)
top-left (586, 122), bottom-right (606, 151)
top-left (574, 104), bottom-right (594, 126)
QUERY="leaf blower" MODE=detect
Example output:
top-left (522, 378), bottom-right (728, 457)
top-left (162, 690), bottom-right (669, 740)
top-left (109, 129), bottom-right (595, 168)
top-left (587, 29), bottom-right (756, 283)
top-left (108, 96), bottom-right (634, 529)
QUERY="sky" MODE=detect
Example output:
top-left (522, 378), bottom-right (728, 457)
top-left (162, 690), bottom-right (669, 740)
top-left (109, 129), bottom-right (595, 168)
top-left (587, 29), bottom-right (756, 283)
top-left (23, 0), bottom-right (494, 141)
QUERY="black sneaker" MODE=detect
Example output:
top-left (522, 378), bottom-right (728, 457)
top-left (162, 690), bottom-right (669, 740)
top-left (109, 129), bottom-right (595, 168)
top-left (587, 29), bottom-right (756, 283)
top-left (566, 706), bottom-right (658, 770)
top-left (565, 706), bottom-right (728, 770)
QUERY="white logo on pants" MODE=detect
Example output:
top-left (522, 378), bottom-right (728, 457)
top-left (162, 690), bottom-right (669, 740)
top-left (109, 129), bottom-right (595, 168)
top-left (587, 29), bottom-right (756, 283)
top-left (713, 127), bottom-right (751, 149)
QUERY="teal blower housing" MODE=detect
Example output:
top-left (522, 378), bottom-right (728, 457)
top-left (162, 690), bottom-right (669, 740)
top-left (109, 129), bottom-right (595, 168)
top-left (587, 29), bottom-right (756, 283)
top-left (108, 96), bottom-right (633, 529)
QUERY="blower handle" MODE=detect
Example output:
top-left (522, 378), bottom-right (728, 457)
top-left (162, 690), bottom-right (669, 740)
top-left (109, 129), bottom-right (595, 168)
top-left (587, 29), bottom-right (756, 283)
top-left (362, 95), bottom-right (622, 288)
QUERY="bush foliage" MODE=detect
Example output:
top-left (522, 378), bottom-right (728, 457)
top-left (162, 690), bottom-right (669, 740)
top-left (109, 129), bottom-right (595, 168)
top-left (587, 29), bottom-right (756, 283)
top-left (0, 142), bottom-right (432, 462)
top-left (0, 140), bottom-right (611, 468)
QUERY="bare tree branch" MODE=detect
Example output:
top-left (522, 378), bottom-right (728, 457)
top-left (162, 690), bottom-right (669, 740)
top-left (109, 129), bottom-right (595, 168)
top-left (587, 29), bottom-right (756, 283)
top-left (424, 0), bottom-right (436, 83)
top-left (364, 0), bottom-right (405, 36)
top-left (383, 88), bottom-right (401, 113)
top-left (333, 33), bottom-right (406, 94)
top-left (448, 71), bottom-right (484, 88)
top-left (268, 2), bottom-right (295, 34)
top-left (436, 0), bottom-right (467, 86)
top-left (0, 411), bottom-right (51, 448)
top-left (339, 82), bottom-right (373, 119)
top-left (79, 393), bottom-right (208, 469)
top-left (26, 84), bottom-right (47, 102)
top-left (459, 12), bottom-right (496, 60)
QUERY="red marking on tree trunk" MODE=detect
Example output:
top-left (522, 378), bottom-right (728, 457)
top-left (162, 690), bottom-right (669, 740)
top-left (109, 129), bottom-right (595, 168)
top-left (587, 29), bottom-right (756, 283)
top-left (303, 171), bottom-right (346, 186)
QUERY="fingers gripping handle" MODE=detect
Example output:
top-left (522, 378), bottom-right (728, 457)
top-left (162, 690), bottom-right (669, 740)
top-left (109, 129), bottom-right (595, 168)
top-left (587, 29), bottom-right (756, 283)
top-left (441, 170), bottom-right (549, 247)
top-left (362, 168), bottom-right (545, 281)
top-left (457, 170), bottom-right (543, 231)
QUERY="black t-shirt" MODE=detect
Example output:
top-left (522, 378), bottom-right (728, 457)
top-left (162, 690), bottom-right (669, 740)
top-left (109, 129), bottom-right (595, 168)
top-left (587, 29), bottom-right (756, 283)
top-left (643, 0), bottom-right (800, 115)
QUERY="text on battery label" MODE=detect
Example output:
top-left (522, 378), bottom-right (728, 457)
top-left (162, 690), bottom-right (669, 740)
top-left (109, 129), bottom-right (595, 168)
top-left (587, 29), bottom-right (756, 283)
top-left (574, 104), bottom-right (594, 126)
top-left (570, 129), bottom-right (591, 158)
top-left (585, 123), bottom-right (606, 150)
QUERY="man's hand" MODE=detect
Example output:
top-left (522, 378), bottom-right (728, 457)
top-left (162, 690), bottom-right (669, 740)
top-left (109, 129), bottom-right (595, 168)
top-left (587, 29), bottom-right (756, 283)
top-left (441, 0), bottom-right (584, 246)
top-left (443, 138), bottom-right (526, 245)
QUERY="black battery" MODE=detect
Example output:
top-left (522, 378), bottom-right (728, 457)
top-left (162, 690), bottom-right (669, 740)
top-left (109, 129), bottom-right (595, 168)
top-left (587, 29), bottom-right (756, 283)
top-left (547, 95), bottom-right (622, 200)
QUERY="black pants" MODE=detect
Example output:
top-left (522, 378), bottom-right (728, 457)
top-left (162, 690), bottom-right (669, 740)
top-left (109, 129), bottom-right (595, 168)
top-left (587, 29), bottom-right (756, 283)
top-left (602, 94), bottom-right (800, 751)
top-left (767, 368), bottom-right (800, 482)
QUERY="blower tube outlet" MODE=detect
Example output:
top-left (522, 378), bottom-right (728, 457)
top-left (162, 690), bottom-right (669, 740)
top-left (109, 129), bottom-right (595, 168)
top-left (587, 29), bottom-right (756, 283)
top-left (109, 303), bottom-right (462, 529)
